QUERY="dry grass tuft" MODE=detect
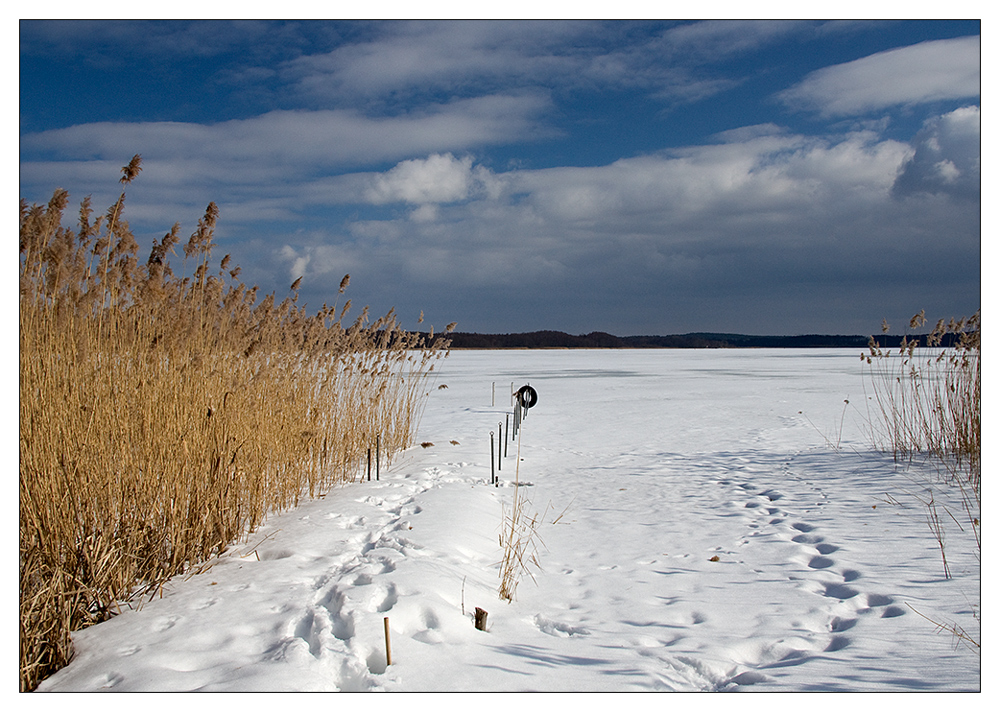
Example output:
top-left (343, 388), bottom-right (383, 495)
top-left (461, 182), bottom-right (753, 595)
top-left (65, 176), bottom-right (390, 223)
top-left (19, 156), bottom-right (452, 690)
top-left (498, 430), bottom-right (543, 602)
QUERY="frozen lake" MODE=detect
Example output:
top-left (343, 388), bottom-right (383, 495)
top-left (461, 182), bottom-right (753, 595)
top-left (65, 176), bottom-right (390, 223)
top-left (39, 349), bottom-right (980, 692)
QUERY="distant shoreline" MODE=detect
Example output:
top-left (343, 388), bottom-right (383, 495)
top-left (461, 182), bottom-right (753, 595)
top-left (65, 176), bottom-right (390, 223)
top-left (431, 330), bottom-right (958, 350)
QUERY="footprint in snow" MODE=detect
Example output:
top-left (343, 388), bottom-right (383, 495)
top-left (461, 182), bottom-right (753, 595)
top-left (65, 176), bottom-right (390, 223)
top-left (825, 635), bottom-right (851, 652)
top-left (373, 583), bottom-right (398, 613)
top-left (95, 672), bottom-right (125, 689)
top-left (317, 587), bottom-right (356, 642)
top-left (864, 592), bottom-right (905, 617)
top-left (808, 556), bottom-right (835, 569)
top-left (152, 615), bottom-right (179, 632)
top-left (830, 616), bottom-right (857, 632)
top-left (822, 583), bottom-right (860, 600)
top-left (533, 614), bottom-right (590, 637)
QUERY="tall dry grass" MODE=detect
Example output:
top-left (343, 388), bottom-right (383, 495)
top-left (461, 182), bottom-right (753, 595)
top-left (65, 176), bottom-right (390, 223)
top-left (862, 309), bottom-right (980, 651)
top-left (19, 156), bottom-right (454, 691)
top-left (861, 310), bottom-right (982, 596)
top-left (862, 310), bottom-right (980, 491)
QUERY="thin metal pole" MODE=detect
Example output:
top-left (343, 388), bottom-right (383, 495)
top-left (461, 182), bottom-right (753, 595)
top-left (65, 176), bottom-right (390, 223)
top-left (490, 431), bottom-right (495, 485)
top-left (376, 435), bottom-right (380, 481)
top-left (504, 413), bottom-right (509, 457)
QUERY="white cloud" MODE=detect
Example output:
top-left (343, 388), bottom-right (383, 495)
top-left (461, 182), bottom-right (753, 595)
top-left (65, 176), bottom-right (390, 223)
top-left (279, 20), bottom-right (825, 112)
top-left (893, 105), bottom-right (980, 200)
top-left (501, 129), bottom-right (911, 236)
top-left (366, 154), bottom-right (476, 204)
top-left (252, 120), bottom-right (977, 334)
top-left (659, 20), bottom-right (808, 60)
top-left (284, 21), bottom-right (590, 100)
top-left (364, 153), bottom-right (504, 206)
top-left (19, 95), bottom-right (551, 174)
top-left (778, 36), bottom-right (980, 116)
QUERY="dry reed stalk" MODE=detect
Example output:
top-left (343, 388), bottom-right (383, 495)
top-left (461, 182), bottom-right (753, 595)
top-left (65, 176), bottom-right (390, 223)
top-left (861, 310), bottom-right (979, 648)
top-left (862, 310), bottom-right (980, 490)
top-left (18, 156), bottom-right (453, 690)
top-left (498, 429), bottom-right (543, 601)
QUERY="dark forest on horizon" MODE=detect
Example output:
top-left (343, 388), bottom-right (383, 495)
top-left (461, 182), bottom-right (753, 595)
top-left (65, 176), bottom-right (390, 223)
top-left (431, 330), bottom-right (966, 350)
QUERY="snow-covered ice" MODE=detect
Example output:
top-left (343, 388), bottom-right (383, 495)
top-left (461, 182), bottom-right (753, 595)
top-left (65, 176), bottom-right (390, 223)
top-left (36, 349), bottom-right (981, 692)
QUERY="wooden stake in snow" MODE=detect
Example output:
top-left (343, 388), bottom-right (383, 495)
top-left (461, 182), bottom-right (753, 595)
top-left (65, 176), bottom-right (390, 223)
top-left (474, 607), bottom-right (488, 631)
top-left (384, 617), bottom-right (392, 666)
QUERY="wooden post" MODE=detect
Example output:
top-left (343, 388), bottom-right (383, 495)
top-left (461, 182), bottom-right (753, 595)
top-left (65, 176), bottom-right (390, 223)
top-left (367, 448), bottom-right (371, 481)
top-left (384, 617), bottom-right (392, 666)
top-left (474, 607), bottom-right (488, 631)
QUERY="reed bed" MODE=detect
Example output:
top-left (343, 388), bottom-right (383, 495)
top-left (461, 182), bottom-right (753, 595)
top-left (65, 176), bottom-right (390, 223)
top-left (863, 310), bottom-right (981, 491)
top-left (862, 310), bottom-right (980, 593)
top-left (19, 156), bottom-right (454, 691)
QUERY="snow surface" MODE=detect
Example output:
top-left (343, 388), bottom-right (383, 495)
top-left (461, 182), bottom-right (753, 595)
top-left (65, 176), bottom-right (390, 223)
top-left (36, 349), bottom-right (981, 693)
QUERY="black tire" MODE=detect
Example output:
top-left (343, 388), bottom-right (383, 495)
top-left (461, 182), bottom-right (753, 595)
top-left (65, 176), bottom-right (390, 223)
top-left (516, 385), bottom-right (538, 409)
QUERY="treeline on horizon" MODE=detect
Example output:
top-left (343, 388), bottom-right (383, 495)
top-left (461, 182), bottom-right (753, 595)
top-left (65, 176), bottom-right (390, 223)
top-left (433, 330), bottom-right (965, 350)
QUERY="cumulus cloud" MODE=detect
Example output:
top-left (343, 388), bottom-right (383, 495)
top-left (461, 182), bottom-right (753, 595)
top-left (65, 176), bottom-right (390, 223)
top-left (893, 105), bottom-right (981, 200)
top-left (364, 153), bottom-right (504, 206)
top-left (366, 154), bottom-right (475, 204)
top-left (778, 36), bottom-right (980, 116)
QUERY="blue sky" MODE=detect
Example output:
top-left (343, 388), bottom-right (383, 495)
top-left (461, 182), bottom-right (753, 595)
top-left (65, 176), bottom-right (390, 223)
top-left (19, 19), bottom-right (981, 336)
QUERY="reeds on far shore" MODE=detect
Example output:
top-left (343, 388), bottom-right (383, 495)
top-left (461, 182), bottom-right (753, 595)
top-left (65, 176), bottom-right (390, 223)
top-left (19, 156), bottom-right (455, 691)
